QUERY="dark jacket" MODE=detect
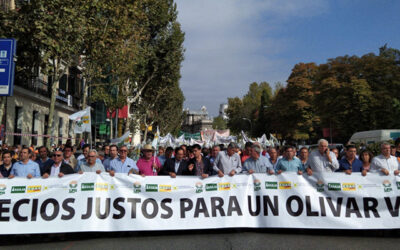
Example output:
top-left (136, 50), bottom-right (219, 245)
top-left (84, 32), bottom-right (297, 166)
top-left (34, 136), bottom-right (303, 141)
top-left (161, 158), bottom-right (189, 175)
top-left (43, 162), bottom-right (75, 176)
top-left (0, 164), bottom-right (13, 177)
top-left (185, 157), bottom-right (213, 176)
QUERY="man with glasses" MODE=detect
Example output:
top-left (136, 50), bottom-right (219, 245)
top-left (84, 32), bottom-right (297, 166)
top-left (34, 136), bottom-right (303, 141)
top-left (77, 145), bottom-right (102, 169)
top-left (63, 145), bottom-right (77, 170)
top-left (9, 147), bottom-right (41, 178)
top-left (42, 149), bottom-right (74, 178)
top-left (77, 150), bottom-right (105, 173)
top-left (136, 144), bottom-right (161, 176)
top-left (109, 145), bottom-right (138, 176)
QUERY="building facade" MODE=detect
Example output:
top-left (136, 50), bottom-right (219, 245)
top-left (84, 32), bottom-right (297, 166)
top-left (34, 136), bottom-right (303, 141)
top-left (3, 67), bottom-right (82, 146)
top-left (181, 106), bottom-right (213, 134)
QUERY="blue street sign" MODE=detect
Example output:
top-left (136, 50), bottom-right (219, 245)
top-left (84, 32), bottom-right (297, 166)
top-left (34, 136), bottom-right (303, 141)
top-left (0, 39), bottom-right (16, 96)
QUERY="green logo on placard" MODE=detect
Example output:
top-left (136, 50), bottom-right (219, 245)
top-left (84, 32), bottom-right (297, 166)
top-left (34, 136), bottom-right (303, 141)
top-left (205, 183), bottom-right (217, 191)
top-left (396, 182), bottom-right (400, 190)
top-left (146, 184), bottom-right (158, 192)
top-left (328, 183), bottom-right (341, 191)
top-left (265, 182), bottom-right (278, 189)
top-left (11, 186), bottom-right (26, 193)
top-left (316, 180), bottom-right (324, 192)
top-left (383, 180), bottom-right (392, 193)
top-left (133, 182), bottom-right (141, 193)
top-left (254, 180), bottom-right (261, 191)
top-left (0, 184), bottom-right (6, 195)
top-left (81, 183), bottom-right (94, 191)
top-left (195, 182), bottom-right (203, 193)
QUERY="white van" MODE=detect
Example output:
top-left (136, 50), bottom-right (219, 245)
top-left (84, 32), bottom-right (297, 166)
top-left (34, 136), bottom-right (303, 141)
top-left (349, 129), bottom-right (400, 144)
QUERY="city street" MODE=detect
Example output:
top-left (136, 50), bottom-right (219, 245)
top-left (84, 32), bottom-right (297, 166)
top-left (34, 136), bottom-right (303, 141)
top-left (1, 229), bottom-right (400, 250)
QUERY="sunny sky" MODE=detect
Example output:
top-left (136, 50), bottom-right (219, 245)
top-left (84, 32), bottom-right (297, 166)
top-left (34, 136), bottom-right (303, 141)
top-left (175, 0), bottom-right (400, 117)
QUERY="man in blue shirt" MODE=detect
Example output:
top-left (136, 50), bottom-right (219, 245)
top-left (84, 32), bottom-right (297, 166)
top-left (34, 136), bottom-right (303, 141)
top-left (109, 145), bottom-right (138, 175)
top-left (243, 145), bottom-right (274, 174)
top-left (276, 146), bottom-right (303, 175)
top-left (103, 145), bottom-right (118, 171)
top-left (339, 144), bottom-right (363, 174)
top-left (36, 146), bottom-right (54, 175)
top-left (9, 147), bottom-right (41, 178)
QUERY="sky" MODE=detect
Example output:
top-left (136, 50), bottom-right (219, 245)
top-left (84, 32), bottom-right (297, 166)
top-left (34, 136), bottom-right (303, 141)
top-left (175, 0), bottom-right (400, 117)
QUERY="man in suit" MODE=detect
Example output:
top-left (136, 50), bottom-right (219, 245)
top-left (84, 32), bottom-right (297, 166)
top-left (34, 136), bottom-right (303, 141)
top-left (162, 147), bottom-right (189, 177)
top-left (42, 149), bottom-right (75, 178)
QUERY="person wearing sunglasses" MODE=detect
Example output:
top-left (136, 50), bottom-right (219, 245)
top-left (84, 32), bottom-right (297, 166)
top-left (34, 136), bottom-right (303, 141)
top-left (42, 150), bottom-right (74, 178)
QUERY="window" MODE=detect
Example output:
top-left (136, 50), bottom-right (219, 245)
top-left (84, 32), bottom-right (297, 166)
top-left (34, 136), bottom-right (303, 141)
top-left (31, 111), bottom-right (39, 145)
top-left (14, 107), bottom-right (22, 145)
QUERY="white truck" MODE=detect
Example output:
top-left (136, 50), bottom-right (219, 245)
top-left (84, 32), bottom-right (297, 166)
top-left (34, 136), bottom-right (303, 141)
top-left (349, 129), bottom-right (400, 144)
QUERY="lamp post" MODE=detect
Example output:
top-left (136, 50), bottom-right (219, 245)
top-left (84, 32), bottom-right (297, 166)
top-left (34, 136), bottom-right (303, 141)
top-left (242, 118), bottom-right (252, 133)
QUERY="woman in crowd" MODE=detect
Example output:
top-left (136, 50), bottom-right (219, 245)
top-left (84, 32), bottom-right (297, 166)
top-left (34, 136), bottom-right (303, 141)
top-left (359, 149), bottom-right (373, 172)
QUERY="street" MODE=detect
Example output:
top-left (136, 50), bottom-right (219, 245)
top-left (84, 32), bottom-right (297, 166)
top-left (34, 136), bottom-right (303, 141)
top-left (1, 229), bottom-right (400, 250)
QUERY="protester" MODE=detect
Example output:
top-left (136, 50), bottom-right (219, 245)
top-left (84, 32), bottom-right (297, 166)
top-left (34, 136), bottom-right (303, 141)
top-left (42, 150), bottom-right (74, 178)
top-left (103, 145), bottom-right (119, 171)
top-left (298, 147), bottom-right (309, 171)
top-left (213, 142), bottom-right (242, 177)
top-left (268, 147), bottom-right (280, 171)
top-left (243, 144), bottom-right (274, 174)
top-left (9, 147), bottom-right (41, 178)
top-left (241, 142), bottom-right (253, 164)
top-left (77, 144), bottom-right (90, 161)
top-left (158, 146), bottom-right (167, 166)
top-left (104, 145), bottom-right (110, 159)
top-left (36, 146), bottom-right (54, 175)
top-left (0, 150), bottom-right (13, 177)
top-left (165, 147), bottom-right (174, 160)
top-left (109, 145), bottom-right (139, 176)
top-left (338, 145), bottom-right (363, 175)
top-left (371, 142), bottom-right (400, 175)
top-left (276, 145), bottom-right (303, 175)
top-left (209, 145), bottom-right (220, 165)
top-left (63, 145), bottom-right (77, 170)
top-left (306, 139), bottom-right (339, 175)
top-left (77, 150), bottom-right (105, 173)
top-left (97, 150), bottom-right (105, 162)
top-left (331, 147), bottom-right (340, 160)
top-left (390, 145), bottom-right (396, 157)
top-left (136, 144), bottom-right (162, 176)
top-left (186, 144), bottom-right (213, 178)
top-left (162, 147), bottom-right (189, 177)
top-left (395, 138), bottom-right (400, 158)
top-left (359, 149), bottom-right (373, 175)
top-left (77, 145), bottom-right (102, 169)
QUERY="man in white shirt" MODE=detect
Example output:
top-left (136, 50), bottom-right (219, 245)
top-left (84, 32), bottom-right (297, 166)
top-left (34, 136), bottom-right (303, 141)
top-left (306, 139), bottom-right (339, 175)
top-left (213, 142), bottom-right (242, 177)
top-left (371, 142), bottom-right (400, 175)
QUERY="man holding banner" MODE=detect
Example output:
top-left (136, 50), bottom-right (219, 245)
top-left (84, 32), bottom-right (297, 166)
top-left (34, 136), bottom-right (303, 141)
top-left (109, 145), bottom-right (139, 176)
top-left (213, 142), bottom-right (242, 177)
top-left (371, 142), bottom-right (400, 175)
top-left (306, 139), bottom-right (339, 176)
top-left (136, 144), bottom-right (161, 176)
top-left (8, 147), bottom-right (41, 178)
top-left (243, 144), bottom-right (274, 174)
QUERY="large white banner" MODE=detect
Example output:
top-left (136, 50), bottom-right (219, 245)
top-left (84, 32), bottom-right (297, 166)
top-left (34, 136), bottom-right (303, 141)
top-left (0, 173), bottom-right (399, 234)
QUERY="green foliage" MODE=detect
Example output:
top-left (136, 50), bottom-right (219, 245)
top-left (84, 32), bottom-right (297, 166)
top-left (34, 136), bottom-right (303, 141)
top-left (212, 116), bottom-right (227, 130)
top-left (226, 82), bottom-right (273, 136)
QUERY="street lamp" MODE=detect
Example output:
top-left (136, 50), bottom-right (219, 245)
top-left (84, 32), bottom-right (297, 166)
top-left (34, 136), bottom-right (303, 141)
top-left (242, 118), bottom-right (252, 132)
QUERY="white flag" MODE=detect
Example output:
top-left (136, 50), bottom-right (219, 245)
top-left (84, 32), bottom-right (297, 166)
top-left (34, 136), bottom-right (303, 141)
top-left (152, 127), bottom-right (160, 149)
top-left (69, 107), bottom-right (91, 134)
top-left (110, 131), bottom-right (130, 146)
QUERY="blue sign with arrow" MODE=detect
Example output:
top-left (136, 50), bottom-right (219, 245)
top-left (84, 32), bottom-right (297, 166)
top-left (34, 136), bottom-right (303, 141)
top-left (0, 39), bottom-right (16, 96)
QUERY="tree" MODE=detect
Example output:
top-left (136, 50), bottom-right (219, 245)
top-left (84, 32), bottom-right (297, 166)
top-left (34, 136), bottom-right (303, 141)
top-left (212, 116), bottom-right (227, 130)
top-left (10, 0), bottom-right (86, 148)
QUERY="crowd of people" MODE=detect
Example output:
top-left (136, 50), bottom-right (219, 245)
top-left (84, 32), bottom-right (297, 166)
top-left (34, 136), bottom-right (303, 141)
top-left (0, 138), bottom-right (399, 179)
